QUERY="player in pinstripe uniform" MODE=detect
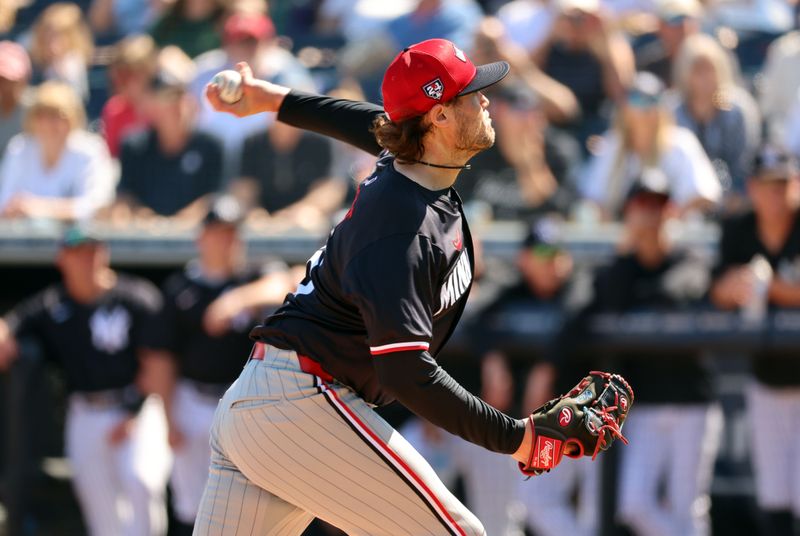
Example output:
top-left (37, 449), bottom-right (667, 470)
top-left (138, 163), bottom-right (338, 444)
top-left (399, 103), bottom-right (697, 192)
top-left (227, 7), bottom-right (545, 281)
top-left (0, 226), bottom-right (172, 536)
top-left (198, 39), bottom-right (539, 535)
top-left (151, 196), bottom-right (294, 534)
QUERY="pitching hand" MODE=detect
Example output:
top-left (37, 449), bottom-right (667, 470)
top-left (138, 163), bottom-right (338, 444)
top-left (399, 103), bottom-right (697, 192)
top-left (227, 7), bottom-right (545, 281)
top-left (205, 62), bottom-right (290, 118)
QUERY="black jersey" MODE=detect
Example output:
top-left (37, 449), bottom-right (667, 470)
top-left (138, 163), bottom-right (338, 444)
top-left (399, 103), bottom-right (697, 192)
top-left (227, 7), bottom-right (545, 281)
top-left (249, 91), bottom-right (527, 455)
top-left (714, 210), bottom-right (800, 386)
top-left (158, 263), bottom-right (263, 385)
top-left (4, 274), bottom-right (163, 393)
top-left (253, 153), bottom-right (474, 404)
top-left (592, 250), bottom-right (714, 403)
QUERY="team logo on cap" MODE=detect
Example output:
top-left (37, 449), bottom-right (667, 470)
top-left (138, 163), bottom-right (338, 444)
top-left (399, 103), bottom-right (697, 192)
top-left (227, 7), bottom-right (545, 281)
top-left (422, 78), bottom-right (444, 100)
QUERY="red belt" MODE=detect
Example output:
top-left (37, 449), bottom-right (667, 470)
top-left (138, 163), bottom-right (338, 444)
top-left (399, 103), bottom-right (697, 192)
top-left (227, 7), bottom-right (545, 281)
top-left (250, 342), bottom-right (334, 383)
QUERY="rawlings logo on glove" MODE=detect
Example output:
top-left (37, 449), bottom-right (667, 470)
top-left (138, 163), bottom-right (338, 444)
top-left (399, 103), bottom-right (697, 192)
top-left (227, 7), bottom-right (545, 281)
top-left (519, 371), bottom-right (634, 477)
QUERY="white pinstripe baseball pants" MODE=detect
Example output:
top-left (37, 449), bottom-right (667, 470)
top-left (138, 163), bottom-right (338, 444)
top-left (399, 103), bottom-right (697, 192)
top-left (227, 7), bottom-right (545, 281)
top-left (747, 381), bottom-right (800, 513)
top-left (66, 396), bottom-right (171, 536)
top-left (193, 344), bottom-right (486, 536)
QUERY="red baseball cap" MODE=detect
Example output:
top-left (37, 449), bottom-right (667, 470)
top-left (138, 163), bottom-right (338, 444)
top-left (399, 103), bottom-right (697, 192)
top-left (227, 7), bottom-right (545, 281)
top-left (381, 38), bottom-right (509, 122)
top-left (223, 13), bottom-right (275, 44)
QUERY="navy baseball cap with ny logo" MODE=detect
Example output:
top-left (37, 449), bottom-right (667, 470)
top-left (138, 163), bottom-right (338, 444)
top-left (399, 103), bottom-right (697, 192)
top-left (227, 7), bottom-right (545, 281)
top-left (381, 38), bottom-right (509, 122)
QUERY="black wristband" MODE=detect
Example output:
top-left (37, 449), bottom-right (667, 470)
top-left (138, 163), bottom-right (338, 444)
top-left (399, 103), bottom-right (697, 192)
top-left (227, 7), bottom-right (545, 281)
top-left (121, 385), bottom-right (146, 414)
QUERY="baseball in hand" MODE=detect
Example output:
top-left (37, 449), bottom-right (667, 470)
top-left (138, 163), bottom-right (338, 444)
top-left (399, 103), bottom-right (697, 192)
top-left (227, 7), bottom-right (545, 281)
top-left (211, 70), bottom-right (243, 104)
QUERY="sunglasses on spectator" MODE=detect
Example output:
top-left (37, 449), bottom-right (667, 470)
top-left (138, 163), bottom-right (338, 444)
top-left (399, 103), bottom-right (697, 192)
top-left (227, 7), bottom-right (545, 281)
top-left (31, 107), bottom-right (68, 120)
top-left (629, 192), bottom-right (670, 208)
top-left (663, 14), bottom-right (691, 26)
top-left (627, 90), bottom-right (660, 109)
top-left (531, 244), bottom-right (560, 258)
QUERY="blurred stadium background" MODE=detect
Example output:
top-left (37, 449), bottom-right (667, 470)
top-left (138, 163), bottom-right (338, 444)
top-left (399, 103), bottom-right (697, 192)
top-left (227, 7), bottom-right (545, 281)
top-left (2, 0), bottom-right (800, 534)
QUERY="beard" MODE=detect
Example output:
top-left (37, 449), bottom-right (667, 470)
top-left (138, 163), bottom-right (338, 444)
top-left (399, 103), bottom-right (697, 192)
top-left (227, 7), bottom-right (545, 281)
top-left (454, 114), bottom-right (495, 153)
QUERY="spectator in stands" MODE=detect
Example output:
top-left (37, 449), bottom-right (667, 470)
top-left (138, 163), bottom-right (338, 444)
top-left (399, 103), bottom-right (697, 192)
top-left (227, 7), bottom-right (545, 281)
top-left (710, 0), bottom-right (794, 50)
top-left (150, 196), bottom-right (293, 535)
top-left (113, 65), bottom-right (223, 223)
top-left (635, 0), bottom-right (703, 86)
top-left (338, 0), bottom-right (483, 101)
top-left (0, 81), bottom-right (115, 220)
top-left (474, 218), bottom-right (598, 536)
top-left (496, 0), bottom-right (556, 57)
top-left (759, 29), bottom-right (800, 144)
top-left (385, 0), bottom-right (482, 55)
top-left (532, 0), bottom-right (634, 145)
top-left (28, 3), bottom-right (93, 101)
top-left (0, 40), bottom-right (31, 157)
top-left (0, 1), bottom-right (21, 36)
top-left (231, 121), bottom-right (343, 231)
top-left (471, 16), bottom-right (580, 125)
top-left (459, 83), bottom-right (581, 221)
top-left (778, 92), bottom-right (800, 162)
top-left (595, 169), bottom-right (721, 536)
top-left (0, 225), bottom-right (172, 536)
top-left (318, 0), bottom-right (414, 45)
top-left (581, 71), bottom-right (721, 218)
top-left (326, 81), bottom-right (378, 201)
top-left (191, 10), bottom-right (316, 180)
top-left (710, 145), bottom-right (800, 536)
top-left (150, 0), bottom-right (225, 59)
top-left (101, 34), bottom-right (158, 158)
top-left (671, 34), bottom-right (761, 197)
top-left (89, 0), bottom-right (161, 39)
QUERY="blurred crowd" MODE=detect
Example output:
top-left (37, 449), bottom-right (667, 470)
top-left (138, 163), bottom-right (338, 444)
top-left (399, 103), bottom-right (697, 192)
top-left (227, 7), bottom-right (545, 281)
top-left (0, 0), bottom-right (798, 229)
top-left (3, 0), bottom-right (800, 535)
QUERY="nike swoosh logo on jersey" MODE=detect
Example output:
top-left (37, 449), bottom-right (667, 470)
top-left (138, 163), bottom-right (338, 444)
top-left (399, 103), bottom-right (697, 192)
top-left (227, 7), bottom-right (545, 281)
top-left (452, 230), bottom-right (463, 251)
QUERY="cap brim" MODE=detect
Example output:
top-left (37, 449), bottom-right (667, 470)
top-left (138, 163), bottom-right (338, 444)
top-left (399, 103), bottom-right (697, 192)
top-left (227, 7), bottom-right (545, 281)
top-left (458, 61), bottom-right (510, 96)
top-left (751, 168), bottom-right (794, 181)
top-left (60, 237), bottom-right (102, 248)
top-left (203, 216), bottom-right (242, 227)
top-left (625, 188), bottom-right (670, 203)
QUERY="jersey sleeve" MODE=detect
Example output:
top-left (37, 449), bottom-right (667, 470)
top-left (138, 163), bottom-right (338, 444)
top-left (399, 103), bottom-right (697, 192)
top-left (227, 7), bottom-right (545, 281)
top-left (117, 135), bottom-right (141, 198)
top-left (72, 134), bottom-right (116, 219)
top-left (149, 275), bottom-right (183, 353)
top-left (129, 279), bottom-right (167, 350)
top-left (277, 90), bottom-right (385, 157)
top-left (196, 136), bottom-right (224, 197)
top-left (240, 131), bottom-right (263, 179)
top-left (342, 233), bottom-right (437, 355)
top-left (343, 234), bottom-right (526, 453)
top-left (4, 288), bottom-right (53, 339)
top-left (712, 216), bottom-right (749, 279)
top-left (0, 135), bottom-right (25, 211)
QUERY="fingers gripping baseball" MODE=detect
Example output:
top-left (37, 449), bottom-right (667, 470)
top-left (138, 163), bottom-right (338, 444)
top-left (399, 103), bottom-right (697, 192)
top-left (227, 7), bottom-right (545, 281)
top-left (518, 371), bottom-right (634, 477)
top-left (205, 61), bottom-right (290, 118)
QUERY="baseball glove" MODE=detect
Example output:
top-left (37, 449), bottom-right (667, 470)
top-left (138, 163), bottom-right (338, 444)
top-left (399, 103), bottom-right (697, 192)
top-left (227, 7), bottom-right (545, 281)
top-left (519, 371), bottom-right (634, 477)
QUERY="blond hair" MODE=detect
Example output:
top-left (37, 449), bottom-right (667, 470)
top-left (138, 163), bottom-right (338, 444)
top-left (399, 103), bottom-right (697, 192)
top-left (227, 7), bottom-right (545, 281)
top-left (24, 81), bottom-right (86, 132)
top-left (607, 105), bottom-right (674, 209)
top-left (673, 34), bottom-right (735, 107)
top-left (29, 3), bottom-right (93, 67)
top-left (109, 34), bottom-right (157, 72)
